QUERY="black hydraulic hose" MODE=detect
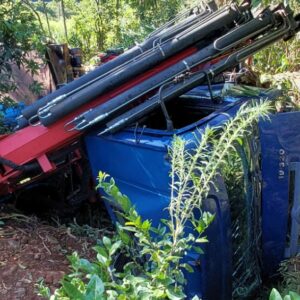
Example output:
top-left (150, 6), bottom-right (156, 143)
top-left (66, 9), bottom-right (275, 131)
top-left (16, 116), bottom-right (30, 129)
top-left (19, 9), bottom-right (214, 129)
top-left (101, 17), bottom-right (296, 135)
top-left (67, 39), bottom-right (215, 131)
top-left (0, 156), bottom-right (39, 172)
top-left (17, 5), bottom-right (212, 128)
top-left (20, 45), bottom-right (151, 122)
top-left (147, 2), bottom-right (212, 38)
top-left (155, 9), bottom-right (212, 45)
top-left (39, 5), bottom-right (245, 127)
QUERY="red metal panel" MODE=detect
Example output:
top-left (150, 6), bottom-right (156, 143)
top-left (37, 154), bottom-right (56, 173)
top-left (0, 47), bottom-right (197, 192)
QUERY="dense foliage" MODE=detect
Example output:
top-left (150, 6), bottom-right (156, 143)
top-left (33, 0), bottom-right (182, 61)
top-left (0, 0), bottom-right (45, 94)
top-left (0, 0), bottom-right (46, 132)
top-left (252, 0), bottom-right (300, 74)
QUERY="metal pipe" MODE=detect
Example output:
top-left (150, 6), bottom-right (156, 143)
top-left (38, 4), bottom-right (245, 127)
top-left (67, 9), bottom-right (275, 131)
top-left (100, 13), bottom-right (296, 135)
top-left (17, 3), bottom-right (213, 127)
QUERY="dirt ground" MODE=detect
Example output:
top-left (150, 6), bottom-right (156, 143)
top-left (0, 205), bottom-right (112, 300)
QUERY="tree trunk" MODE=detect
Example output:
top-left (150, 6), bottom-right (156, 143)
top-left (61, 0), bottom-right (68, 42)
top-left (115, 0), bottom-right (121, 42)
top-left (21, 0), bottom-right (46, 34)
top-left (42, 1), bottom-right (53, 40)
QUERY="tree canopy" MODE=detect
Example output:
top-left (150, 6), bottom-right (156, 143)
top-left (33, 0), bottom-right (183, 61)
top-left (0, 0), bottom-right (45, 95)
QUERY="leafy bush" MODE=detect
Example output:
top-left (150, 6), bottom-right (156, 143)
top-left (269, 288), bottom-right (300, 300)
top-left (253, 0), bottom-right (300, 74)
top-left (0, 97), bottom-right (18, 134)
top-left (38, 101), bottom-right (271, 300)
top-left (278, 256), bottom-right (300, 296)
top-left (0, 0), bottom-right (45, 100)
top-left (35, 0), bottom-right (182, 61)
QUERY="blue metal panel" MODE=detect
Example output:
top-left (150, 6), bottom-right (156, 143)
top-left (85, 135), bottom-right (171, 225)
top-left (84, 84), bottom-right (281, 298)
top-left (85, 132), bottom-right (232, 299)
top-left (84, 92), bottom-right (239, 299)
top-left (260, 111), bottom-right (300, 276)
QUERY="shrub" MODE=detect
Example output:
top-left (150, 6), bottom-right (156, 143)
top-left (269, 288), bottom-right (300, 300)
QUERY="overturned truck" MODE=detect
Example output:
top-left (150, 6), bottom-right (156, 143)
top-left (0, 1), bottom-right (300, 299)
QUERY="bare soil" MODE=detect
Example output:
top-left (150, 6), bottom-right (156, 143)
top-left (0, 205), bottom-right (112, 300)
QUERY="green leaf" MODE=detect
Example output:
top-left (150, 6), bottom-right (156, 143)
top-left (165, 255), bottom-right (182, 262)
top-left (157, 277), bottom-right (175, 286)
top-left (202, 212), bottom-right (215, 227)
top-left (152, 251), bottom-right (160, 263)
top-left (123, 261), bottom-right (136, 273)
top-left (125, 222), bottom-right (136, 226)
top-left (160, 218), bottom-right (169, 226)
top-left (121, 227), bottom-right (139, 234)
top-left (109, 240), bottom-right (122, 256)
top-left (289, 291), bottom-right (300, 300)
top-left (152, 289), bottom-right (165, 298)
top-left (78, 259), bottom-right (96, 274)
top-left (196, 237), bottom-right (209, 243)
top-left (119, 195), bottom-right (132, 213)
top-left (166, 287), bottom-right (186, 300)
top-left (269, 289), bottom-right (283, 300)
top-left (103, 236), bottom-right (111, 249)
top-left (140, 293), bottom-right (153, 300)
top-left (141, 220), bottom-right (151, 231)
top-left (93, 246), bottom-right (109, 258)
top-left (117, 229), bottom-right (131, 245)
top-left (236, 137), bottom-right (243, 146)
top-left (62, 280), bottom-right (84, 300)
top-left (174, 270), bottom-right (186, 285)
top-left (97, 253), bottom-right (108, 266)
top-left (127, 275), bottom-right (146, 284)
top-left (84, 274), bottom-right (105, 300)
top-left (68, 252), bottom-right (80, 271)
top-left (106, 290), bottom-right (118, 300)
top-left (193, 246), bottom-right (204, 254)
top-left (180, 263), bottom-right (194, 273)
top-left (193, 220), bottom-right (206, 234)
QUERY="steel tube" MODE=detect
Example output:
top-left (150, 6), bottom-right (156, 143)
top-left (39, 5), bottom-right (244, 126)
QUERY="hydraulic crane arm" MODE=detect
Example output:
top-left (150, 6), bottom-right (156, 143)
top-left (0, 2), bottom-right (299, 196)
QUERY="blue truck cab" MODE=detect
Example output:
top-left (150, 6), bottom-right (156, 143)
top-left (85, 83), bottom-right (300, 299)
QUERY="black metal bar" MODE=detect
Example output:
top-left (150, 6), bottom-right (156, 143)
top-left (66, 9), bottom-right (276, 131)
top-left (37, 4), bottom-right (245, 127)
top-left (17, 3), bottom-right (213, 128)
top-left (158, 83), bottom-right (174, 131)
top-left (100, 13), bottom-right (297, 135)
